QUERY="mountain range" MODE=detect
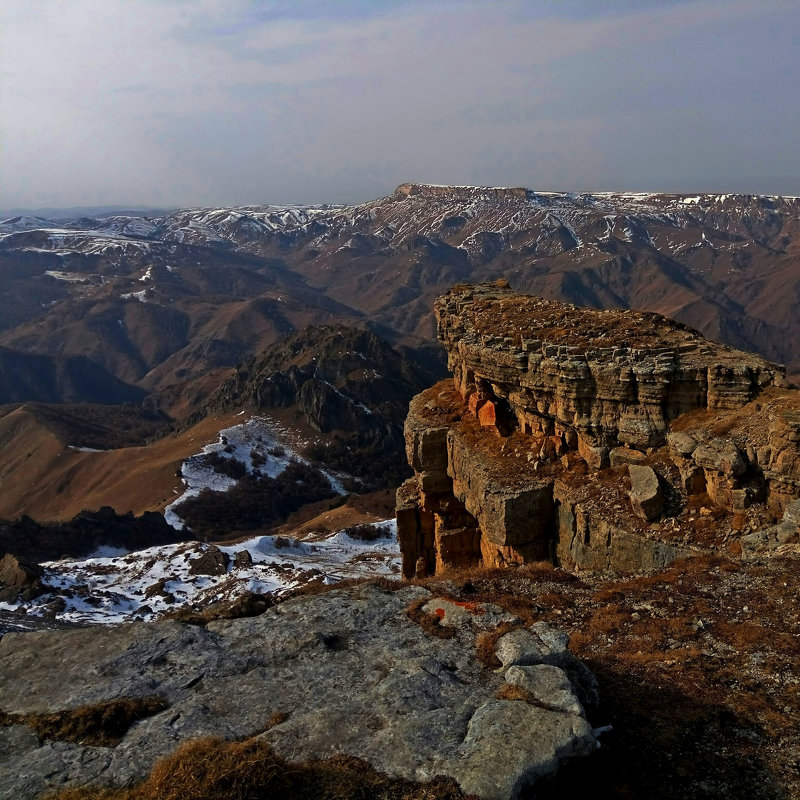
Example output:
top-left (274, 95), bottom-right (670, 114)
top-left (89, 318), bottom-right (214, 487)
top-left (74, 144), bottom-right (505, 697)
top-left (1, 183), bottom-right (799, 521)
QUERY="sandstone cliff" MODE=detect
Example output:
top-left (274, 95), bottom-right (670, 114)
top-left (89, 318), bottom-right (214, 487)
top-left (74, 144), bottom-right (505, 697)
top-left (397, 283), bottom-right (800, 577)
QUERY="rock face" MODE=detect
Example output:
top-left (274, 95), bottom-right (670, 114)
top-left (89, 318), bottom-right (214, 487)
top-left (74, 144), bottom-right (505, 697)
top-left (0, 583), bottom-right (596, 800)
top-left (0, 554), bottom-right (45, 603)
top-left (397, 283), bottom-right (800, 576)
top-left (200, 323), bottom-right (429, 490)
top-left (437, 282), bottom-right (783, 462)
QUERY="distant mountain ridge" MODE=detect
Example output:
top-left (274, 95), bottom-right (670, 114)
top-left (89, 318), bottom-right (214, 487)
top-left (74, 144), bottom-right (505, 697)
top-left (1, 183), bottom-right (799, 395)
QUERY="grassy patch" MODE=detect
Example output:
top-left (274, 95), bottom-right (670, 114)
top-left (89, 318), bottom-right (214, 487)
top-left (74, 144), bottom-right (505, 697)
top-left (0, 696), bottom-right (168, 747)
top-left (475, 621), bottom-right (519, 669)
top-left (43, 736), bottom-right (475, 800)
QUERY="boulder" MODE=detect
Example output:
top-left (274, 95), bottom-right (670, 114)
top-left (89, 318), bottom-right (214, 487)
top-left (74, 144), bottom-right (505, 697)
top-left (0, 554), bottom-right (43, 588)
top-left (0, 555), bottom-right (45, 603)
top-left (188, 546), bottom-right (230, 576)
top-left (628, 465), bottom-right (664, 521)
top-left (609, 447), bottom-right (647, 467)
top-left (667, 431), bottom-right (698, 457)
top-left (692, 439), bottom-right (747, 478)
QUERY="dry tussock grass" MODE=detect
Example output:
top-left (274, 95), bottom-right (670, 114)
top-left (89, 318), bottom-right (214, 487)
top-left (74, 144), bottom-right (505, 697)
top-left (44, 736), bottom-right (475, 800)
top-left (0, 697), bottom-right (168, 747)
top-left (475, 621), bottom-right (519, 669)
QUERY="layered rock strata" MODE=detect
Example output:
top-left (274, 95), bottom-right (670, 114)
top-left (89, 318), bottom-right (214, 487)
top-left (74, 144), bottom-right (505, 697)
top-left (397, 283), bottom-right (800, 576)
top-left (437, 282), bottom-right (784, 466)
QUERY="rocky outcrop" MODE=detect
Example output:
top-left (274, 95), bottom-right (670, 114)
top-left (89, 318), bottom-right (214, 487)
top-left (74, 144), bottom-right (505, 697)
top-left (397, 284), bottom-right (800, 576)
top-left (198, 324), bottom-right (429, 490)
top-left (0, 583), bottom-right (597, 800)
top-left (436, 282), bottom-right (784, 466)
top-left (0, 554), bottom-right (45, 603)
top-left (214, 325), bottom-right (426, 436)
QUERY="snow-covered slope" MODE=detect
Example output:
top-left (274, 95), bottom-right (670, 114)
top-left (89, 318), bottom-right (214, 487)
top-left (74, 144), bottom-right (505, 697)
top-left (0, 521), bottom-right (399, 627)
top-left (164, 414), bottom-right (349, 530)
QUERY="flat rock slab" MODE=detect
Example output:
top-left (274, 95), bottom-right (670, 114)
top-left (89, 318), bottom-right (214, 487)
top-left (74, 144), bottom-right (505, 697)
top-left (0, 584), bottom-right (597, 800)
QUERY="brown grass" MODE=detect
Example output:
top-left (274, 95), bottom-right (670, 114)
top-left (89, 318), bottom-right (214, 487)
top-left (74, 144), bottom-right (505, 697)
top-left (0, 696), bottom-right (168, 747)
top-left (0, 410), bottom-right (247, 521)
top-left (475, 621), bottom-right (519, 669)
top-left (43, 736), bottom-right (476, 800)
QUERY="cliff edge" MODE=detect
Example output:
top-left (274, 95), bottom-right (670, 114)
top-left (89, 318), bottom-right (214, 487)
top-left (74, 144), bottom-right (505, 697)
top-left (397, 282), bottom-right (800, 577)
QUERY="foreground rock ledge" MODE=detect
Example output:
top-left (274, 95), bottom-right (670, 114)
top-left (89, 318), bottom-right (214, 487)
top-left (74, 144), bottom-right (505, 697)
top-left (0, 583), bottom-right (596, 800)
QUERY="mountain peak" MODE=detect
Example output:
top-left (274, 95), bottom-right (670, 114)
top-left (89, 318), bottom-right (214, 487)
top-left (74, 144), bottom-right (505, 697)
top-left (393, 182), bottom-right (531, 200)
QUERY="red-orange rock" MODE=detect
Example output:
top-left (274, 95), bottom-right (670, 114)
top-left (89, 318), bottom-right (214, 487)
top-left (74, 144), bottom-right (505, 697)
top-left (478, 400), bottom-right (497, 428)
top-left (467, 392), bottom-right (484, 417)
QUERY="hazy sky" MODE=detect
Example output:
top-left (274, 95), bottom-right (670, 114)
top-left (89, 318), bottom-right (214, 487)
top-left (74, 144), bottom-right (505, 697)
top-left (2, 0), bottom-right (799, 209)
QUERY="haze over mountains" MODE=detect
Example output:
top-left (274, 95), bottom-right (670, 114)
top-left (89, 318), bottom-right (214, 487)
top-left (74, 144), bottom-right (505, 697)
top-left (3, 184), bottom-right (800, 800)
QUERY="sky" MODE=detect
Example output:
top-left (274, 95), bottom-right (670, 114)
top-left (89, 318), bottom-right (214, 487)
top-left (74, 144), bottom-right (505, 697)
top-left (2, 0), bottom-right (799, 210)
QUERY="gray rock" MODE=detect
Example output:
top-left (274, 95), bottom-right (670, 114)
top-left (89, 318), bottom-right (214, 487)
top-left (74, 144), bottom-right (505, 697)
top-left (454, 700), bottom-right (595, 800)
top-left (776, 521), bottom-right (799, 544)
top-left (503, 664), bottom-right (585, 717)
top-left (667, 432), bottom-right (698, 457)
top-left (693, 439), bottom-right (746, 478)
top-left (495, 628), bottom-right (552, 668)
top-left (494, 623), bottom-right (575, 671)
top-left (628, 465), bottom-right (664, 521)
top-left (495, 623), bottom-right (599, 712)
top-left (741, 529), bottom-right (772, 552)
top-left (0, 584), bottom-right (596, 800)
top-left (783, 499), bottom-right (800, 528)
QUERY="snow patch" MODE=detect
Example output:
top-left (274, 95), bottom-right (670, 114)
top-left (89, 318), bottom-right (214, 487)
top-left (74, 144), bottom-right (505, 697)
top-left (0, 520), bottom-right (400, 626)
top-left (164, 416), bottom-right (350, 530)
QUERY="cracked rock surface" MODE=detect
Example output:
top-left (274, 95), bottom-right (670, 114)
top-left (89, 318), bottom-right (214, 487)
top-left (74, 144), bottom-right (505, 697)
top-left (0, 583), bottom-right (596, 800)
